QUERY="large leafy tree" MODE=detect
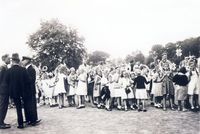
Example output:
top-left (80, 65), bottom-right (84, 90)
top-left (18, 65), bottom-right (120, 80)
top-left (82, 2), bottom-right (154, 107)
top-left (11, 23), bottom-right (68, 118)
top-left (27, 19), bottom-right (87, 71)
top-left (146, 37), bottom-right (200, 66)
top-left (125, 50), bottom-right (145, 64)
top-left (87, 50), bottom-right (110, 66)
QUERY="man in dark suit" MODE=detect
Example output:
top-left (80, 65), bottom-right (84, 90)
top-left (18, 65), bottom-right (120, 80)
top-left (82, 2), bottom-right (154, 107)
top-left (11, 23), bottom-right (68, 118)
top-left (0, 54), bottom-right (11, 129)
top-left (21, 56), bottom-right (41, 126)
top-left (5, 53), bottom-right (30, 129)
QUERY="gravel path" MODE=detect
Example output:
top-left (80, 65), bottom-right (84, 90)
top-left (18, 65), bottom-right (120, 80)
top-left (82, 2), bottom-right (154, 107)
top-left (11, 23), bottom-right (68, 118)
top-left (1, 104), bottom-right (199, 134)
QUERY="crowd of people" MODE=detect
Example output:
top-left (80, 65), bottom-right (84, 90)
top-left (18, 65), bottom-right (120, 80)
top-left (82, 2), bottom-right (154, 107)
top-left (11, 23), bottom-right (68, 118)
top-left (0, 52), bottom-right (200, 129)
top-left (36, 52), bottom-right (200, 112)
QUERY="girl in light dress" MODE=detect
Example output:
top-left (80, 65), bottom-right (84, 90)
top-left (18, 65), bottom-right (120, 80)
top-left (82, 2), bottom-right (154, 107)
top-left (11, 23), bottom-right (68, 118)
top-left (42, 73), bottom-right (56, 107)
top-left (67, 67), bottom-right (77, 107)
top-left (54, 68), bottom-right (67, 109)
top-left (93, 68), bottom-right (102, 108)
top-left (40, 72), bottom-right (49, 105)
top-left (119, 71), bottom-right (134, 111)
top-left (151, 68), bottom-right (164, 108)
top-left (76, 68), bottom-right (87, 109)
top-left (112, 68), bottom-right (122, 110)
top-left (187, 61), bottom-right (199, 111)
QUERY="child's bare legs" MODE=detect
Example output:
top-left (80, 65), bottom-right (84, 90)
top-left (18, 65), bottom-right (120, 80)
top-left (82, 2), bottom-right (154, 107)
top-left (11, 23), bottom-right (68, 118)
top-left (105, 98), bottom-right (111, 111)
top-left (123, 99), bottom-right (127, 110)
top-left (117, 97), bottom-right (122, 110)
top-left (77, 95), bottom-right (81, 107)
top-left (142, 99), bottom-right (147, 111)
top-left (178, 100), bottom-right (187, 111)
top-left (163, 95), bottom-right (167, 111)
top-left (189, 95), bottom-right (195, 110)
top-left (129, 99), bottom-right (134, 110)
top-left (94, 97), bottom-right (100, 107)
top-left (169, 97), bottom-right (174, 110)
top-left (49, 97), bottom-right (53, 106)
top-left (58, 93), bottom-right (64, 108)
top-left (182, 100), bottom-right (187, 111)
top-left (137, 99), bottom-right (141, 111)
top-left (194, 94), bottom-right (199, 109)
top-left (81, 96), bottom-right (85, 107)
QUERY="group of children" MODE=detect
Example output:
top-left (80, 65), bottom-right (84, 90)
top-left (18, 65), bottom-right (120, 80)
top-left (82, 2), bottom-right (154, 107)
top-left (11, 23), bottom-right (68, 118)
top-left (35, 55), bottom-right (200, 113)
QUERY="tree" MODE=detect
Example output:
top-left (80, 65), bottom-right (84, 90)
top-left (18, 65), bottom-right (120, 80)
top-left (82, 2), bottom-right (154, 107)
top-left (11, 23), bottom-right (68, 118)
top-left (27, 19), bottom-right (87, 71)
top-left (151, 44), bottom-right (166, 60)
top-left (165, 42), bottom-right (177, 61)
top-left (125, 50), bottom-right (145, 64)
top-left (125, 54), bottom-right (135, 64)
top-left (87, 50), bottom-right (110, 66)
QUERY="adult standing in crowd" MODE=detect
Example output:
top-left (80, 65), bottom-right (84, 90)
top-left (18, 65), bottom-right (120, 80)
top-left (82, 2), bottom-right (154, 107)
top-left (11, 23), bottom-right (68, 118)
top-left (5, 53), bottom-right (30, 129)
top-left (0, 54), bottom-right (11, 129)
top-left (21, 56), bottom-right (41, 126)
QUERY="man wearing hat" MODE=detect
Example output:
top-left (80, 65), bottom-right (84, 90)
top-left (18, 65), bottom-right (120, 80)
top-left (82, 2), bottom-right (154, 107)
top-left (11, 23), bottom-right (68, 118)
top-left (21, 56), bottom-right (41, 126)
top-left (6, 53), bottom-right (30, 128)
top-left (0, 54), bottom-right (11, 129)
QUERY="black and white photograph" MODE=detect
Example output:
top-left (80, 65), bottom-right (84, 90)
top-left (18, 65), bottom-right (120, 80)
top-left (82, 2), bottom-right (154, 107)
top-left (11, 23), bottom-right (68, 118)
top-left (0, 0), bottom-right (200, 134)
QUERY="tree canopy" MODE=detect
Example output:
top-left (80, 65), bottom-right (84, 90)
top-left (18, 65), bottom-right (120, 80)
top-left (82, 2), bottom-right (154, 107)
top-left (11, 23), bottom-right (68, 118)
top-left (87, 50), bottom-right (110, 66)
top-left (27, 19), bottom-right (87, 71)
top-left (125, 50), bottom-right (145, 64)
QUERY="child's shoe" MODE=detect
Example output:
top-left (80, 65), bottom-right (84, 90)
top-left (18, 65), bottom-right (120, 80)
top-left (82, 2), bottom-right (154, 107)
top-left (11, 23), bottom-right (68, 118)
top-left (124, 106), bottom-right (128, 111)
top-left (142, 109), bottom-right (147, 112)
top-left (182, 108), bottom-right (188, 112)
top-left (97, 104), bottom-right (101, 109)
top-left (130, 105), bottom-right (135, 110)
top-left (117, 105), bottom-right (122, 110)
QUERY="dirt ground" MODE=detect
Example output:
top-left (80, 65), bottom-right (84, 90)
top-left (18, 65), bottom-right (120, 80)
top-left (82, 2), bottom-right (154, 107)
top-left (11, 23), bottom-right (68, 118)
top-left (1, 103), bottom-right (200, 134)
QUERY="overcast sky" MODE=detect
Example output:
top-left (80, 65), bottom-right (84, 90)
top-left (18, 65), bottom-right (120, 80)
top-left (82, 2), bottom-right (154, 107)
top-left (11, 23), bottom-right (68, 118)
top-left (0, 0), bottom-right (200, 59)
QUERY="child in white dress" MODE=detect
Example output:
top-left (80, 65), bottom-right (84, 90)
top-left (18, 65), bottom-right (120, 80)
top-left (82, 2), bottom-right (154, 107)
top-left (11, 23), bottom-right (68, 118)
top-left (76, 68), bottom-right (87, 109)
top-left (54, 68), bottom-right (67, 109)
top-left (93, 69), bottom-right (102, 108)
top-left (188, 62), bottom-right (199, 111)
top-left (119, 71), bottom-right (134, 111)
top-left (67, 68), bottom-right (77, 107)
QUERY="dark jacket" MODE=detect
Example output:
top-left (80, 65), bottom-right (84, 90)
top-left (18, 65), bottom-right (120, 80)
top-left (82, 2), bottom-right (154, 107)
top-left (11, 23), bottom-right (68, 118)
top-left (6, 65), bottom-right (30, 99)
top-left (133, 75), bottom-right (149, 89)
top-left (26, 65), bottom-right (36, 95)
top-left (0, 64), bottom-right (8, 94)
top-left (173, 73), bottom-right (189, 86)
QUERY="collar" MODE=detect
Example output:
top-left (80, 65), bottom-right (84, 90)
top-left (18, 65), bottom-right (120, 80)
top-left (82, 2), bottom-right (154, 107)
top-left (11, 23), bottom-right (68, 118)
top-left (26, 64), bottom-right (32, 69)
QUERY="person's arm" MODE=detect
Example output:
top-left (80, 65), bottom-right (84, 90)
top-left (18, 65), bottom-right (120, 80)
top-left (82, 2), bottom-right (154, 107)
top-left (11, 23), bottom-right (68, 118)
top-left (144, 77), bottom-right (150, 84)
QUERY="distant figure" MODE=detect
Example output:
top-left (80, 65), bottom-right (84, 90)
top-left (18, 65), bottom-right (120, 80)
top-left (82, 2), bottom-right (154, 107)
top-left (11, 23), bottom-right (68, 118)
top-left (6, 53), bottom-right (30, 129)
top-left (0, 54), bottom-right (11, 129)
top-left (21, 56), bottom-right (41, 126)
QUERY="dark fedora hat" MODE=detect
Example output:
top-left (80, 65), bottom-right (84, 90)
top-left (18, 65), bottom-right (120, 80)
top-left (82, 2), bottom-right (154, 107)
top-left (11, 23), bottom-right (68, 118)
top-left (11, 53), bottom-right (20, 61)
top-left (22, 56), bottom-right (32, 61)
